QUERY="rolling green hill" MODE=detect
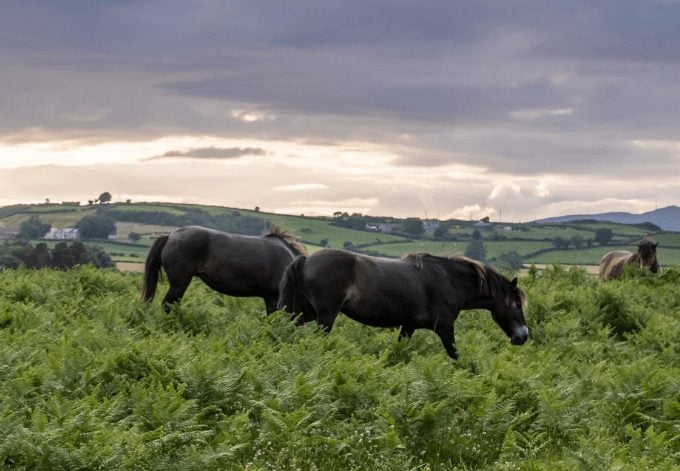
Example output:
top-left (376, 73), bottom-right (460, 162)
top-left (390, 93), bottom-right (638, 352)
top-left (1, 202), bottom-right (677, 268)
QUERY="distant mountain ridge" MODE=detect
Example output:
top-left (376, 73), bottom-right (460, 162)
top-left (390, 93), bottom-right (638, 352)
top-left (538, 205), bottom-right (680, 232)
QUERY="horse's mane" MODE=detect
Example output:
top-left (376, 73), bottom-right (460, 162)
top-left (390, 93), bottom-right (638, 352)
top-left (403, 252), bottom-right (526, 305)
top-left (264, 225), bottom-right (308, 256)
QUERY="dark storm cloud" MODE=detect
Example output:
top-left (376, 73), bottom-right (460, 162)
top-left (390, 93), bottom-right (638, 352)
top-left (2, 0), bottom-right (680, 179)
top-left (146, 147), bottom-right (267, 161)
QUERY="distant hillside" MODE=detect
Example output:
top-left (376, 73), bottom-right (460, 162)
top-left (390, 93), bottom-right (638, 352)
top-left (538, 205), bottom-right (680, 232)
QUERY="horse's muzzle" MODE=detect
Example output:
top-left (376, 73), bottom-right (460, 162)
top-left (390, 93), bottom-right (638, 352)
top-left (510, 325), bottom-right (529, 345)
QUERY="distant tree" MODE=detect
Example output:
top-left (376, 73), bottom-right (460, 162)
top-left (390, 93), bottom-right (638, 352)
top-left (343, 241), bottom-right (354, 250)
top-left (125, 199), bottom-right (132, 204)
top-left (465, 240), bottom-right (487, 262)
top-left (51, 242), bottom-right (77, 269)
top-left (433, 225), bottom-right (449, 239)
top-left (402, 218), bottom-right (425, 237)
top-left (20, 215), bottom-right (51, 239)
top-left (98, 192), bottom-right (112, 204)
top-left (71, 241), bottom-right (89, 262)
top-left (24, 242), bottom-right (52, 269)
top-left (320, 238), bottom-right (329, 247)
top-left (128, 232), bottom-right (142, 242)
top-left (76, 215), bottom-right (116, 239)
top-left (472, 229), bottom-right (482, 240)
top-left (594, 228), bottom-right (614, 246)
top-left (87, 245), bottom-right (114, 268)
top-left (254, 206), bottom-right (260, 212)
top-left (571, 235), bottom-right (585, 249)
top-left (0, 254), bottom-right (21, 269)
top-left (552, 236), bottom-right (570, 249)
top-left (495, 251), bottom-right (524, 271)
top-left (10, 241), bottom-right (35, 264)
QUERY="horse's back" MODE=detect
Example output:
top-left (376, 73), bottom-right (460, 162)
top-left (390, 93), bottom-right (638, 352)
top-left (599, 250), bottom-right (632, 281)
top-left (163, 225), bottom-right (294, 294)
top-left (303, 249), bottom-right (434, 327)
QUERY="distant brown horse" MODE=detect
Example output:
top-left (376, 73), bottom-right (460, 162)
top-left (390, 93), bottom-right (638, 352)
top-left (278, 249), bottom-right (528, 359)
top-left (599, 237), bottom-right (659, 281)
top-left (141, 225), bottom-right (307, 313)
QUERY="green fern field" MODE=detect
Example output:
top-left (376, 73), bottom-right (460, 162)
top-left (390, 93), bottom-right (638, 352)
top-left (2, 266), bottom-right (680, 470)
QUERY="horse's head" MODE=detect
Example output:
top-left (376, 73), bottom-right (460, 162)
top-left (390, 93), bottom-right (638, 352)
top-left (490, 277), bottom-right (528, 346)
top-left (637, 238), bottom-right (659, 273)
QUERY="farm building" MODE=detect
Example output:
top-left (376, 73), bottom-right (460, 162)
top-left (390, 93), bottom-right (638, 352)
top-left (45, 228), bottom-right (80, 240)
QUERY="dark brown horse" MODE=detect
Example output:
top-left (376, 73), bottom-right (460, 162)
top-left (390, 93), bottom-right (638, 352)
top-left (278, 249), bottom-right (528, 359)
top-left (599, 237), bottom-right (659, 281)
top-left (141, 225), bottom-right (307, 313)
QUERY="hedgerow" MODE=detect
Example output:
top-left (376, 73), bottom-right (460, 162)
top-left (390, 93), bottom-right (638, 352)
top-left (1, 265), bottom-right (679, 469)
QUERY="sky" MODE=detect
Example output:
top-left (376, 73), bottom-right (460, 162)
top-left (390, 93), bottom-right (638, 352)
top-left (1, 0), bottom-right (680, 222)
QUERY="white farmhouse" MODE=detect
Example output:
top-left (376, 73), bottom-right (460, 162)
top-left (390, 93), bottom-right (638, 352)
top-left (45, 228), bottom-right (80, 240)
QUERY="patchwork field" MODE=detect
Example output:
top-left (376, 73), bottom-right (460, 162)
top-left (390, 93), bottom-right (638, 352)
top-left (1, 202), bottom-right (677, 270)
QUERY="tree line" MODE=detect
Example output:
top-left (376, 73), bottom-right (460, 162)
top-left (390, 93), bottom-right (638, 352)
top-left (0, 241), bottom-right (113, 270)
top-left (100, 206), bottom-right (269, 235)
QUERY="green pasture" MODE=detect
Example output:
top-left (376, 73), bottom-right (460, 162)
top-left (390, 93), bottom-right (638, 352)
top-left (112, 203), bottom-right (188, 216)
top-left (525, 245), bottom-right (680, 266)
top-left (649, 232), bottom-right (680, 247)
top-left (476, 225), bottom-right (595, 241)
top-left (2, 266), bottom-right (680, 469)
top-left (368, 240), bottom-right (554, 259)
top-left (265, 215), bottom-right (408, 248)
top-left (113, 222), bottom-right (177, 242)
top-left (0, 207), bottom-right (97, 228)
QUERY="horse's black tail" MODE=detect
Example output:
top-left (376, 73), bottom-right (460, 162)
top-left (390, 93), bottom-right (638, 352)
top-left (141, 236), bottom-right (168, 302)
top-left (277, 256), bottom-right (315, 321)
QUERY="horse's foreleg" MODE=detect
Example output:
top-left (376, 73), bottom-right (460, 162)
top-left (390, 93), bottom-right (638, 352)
top-left (264, 295), bottom-right (278, 315)
top-left (316, 309), bottom-right (339, 333)
top-left (433, 317), bottom-right (458, 360)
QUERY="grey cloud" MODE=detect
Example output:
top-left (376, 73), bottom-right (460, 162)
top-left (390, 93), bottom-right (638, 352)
top-left (2, 0), bottom-right (680, 218)
top-left (146, 147), bottom-right (267, 161)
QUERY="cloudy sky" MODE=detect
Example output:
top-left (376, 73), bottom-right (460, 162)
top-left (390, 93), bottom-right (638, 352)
top-left (1, 0), bottom-right (679, 222)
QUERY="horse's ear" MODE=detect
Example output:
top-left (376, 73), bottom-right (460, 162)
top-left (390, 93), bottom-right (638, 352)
top-left (654, 242), bottom-right (659, 249)
top-left (511, 277), bottom-right (518, 287)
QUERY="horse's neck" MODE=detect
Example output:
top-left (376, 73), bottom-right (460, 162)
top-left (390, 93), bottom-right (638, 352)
top-left (444, 261), bottom-right (494, 309)
top-left (462, 297), bottom-right (495, 311)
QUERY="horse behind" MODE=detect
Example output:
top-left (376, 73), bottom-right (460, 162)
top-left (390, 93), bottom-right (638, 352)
top-left (278, 249), bottom-right (528, 359)
top-left (599, 237), bottom-right (659, 281)
top-left (141, 225), bottom-right (307, 313)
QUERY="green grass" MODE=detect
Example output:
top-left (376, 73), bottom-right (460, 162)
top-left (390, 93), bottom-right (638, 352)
top-left (112, 203), bottom-right (188, 216)
top-left (526, 245), bottom-right (680, 266)
top-left (2, 266), bottom-right (680, 469)
top-left (368, 240), bottom-right (554, 259)
top-left (1, 208), bottom-right (97, 228)
top-left (265, 215), bottom-right (408, 248)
